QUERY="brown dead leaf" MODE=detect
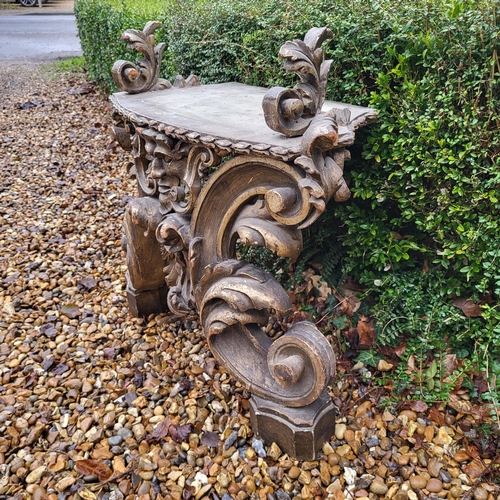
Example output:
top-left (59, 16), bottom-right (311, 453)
top-left (463, 458), bottom-right (486, 479)
top-left (422, 259), bottom-right (430, 274)
top-left (147, 416), bottom-right (193, 443)
top-left (67, 83), bottom-right (95, 95)
top-left (474, 377), bottom-right (488, 398)
top-left (393, 342), bottom-right (407, 358)
top-left (469, 404), bottom-right (492, 423)
top-left (200, 432), bottom-right (220, 448)
top-left (407, 400), bottom-right (429, 413)
top-left (443, 353), bottom-right (457, 377)
top-left (465, 443), bottom-right (480, 459)
top-left (451, 298), bottom-right (482, 317)
top-left (333, 287), bottom-right (361, 317)
top-left (428, 405), bottom-right (445, 425)
top-left (345, 328), bottom-right (359, 350)
top-left (357, 315), bottom-right (376, 349)
top-left (407, 354), bottom-right (416, 372)
top-left (75, 459), bottom-right (113, 482)
top-left (61, 303), bottom-right (81, 319)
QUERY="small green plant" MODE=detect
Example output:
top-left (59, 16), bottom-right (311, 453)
top-left (47, 56), bottom-right (87, 75)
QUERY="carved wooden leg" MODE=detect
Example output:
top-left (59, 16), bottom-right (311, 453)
top-left (180, 153), bottom-right (340, 458)
top-left (123, 196), bottom-right (167, 316)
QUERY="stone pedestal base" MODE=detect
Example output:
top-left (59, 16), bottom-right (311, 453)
top-left (249, 391), bottom-right (336, 461)
top-left (126, 278), bottom-right (168, 317)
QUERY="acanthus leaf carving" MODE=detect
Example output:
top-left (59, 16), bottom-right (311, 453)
top-left (156, 213), bottom-right (194, 315)
top-left (232, 200), bottom-right (303, 261)
top-left (112, 21), bottom-right (201, 94)
top-left (197, 260), bottom-right (335, 407)
top-left (293, 110), bottom-right (351, 230)
top-left (262, 27), bottom-right (334, 137)
top-left (112, 21), bottom-right (167, 94)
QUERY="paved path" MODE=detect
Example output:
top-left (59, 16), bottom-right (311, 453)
top-left (0, 12), bottom-right (81, 61)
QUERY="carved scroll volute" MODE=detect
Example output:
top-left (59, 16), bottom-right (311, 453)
top-left (112, 21), bottom-right (166, 94)
top-left (295, 111), bottom-right (352, 209)
top-left (187, 155), bottom-right (336, 407)
top-left (262, 27), bottom-right (334, 137)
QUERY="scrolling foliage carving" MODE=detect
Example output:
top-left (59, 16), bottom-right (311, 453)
top-left (262, 27), bottom-right (334, 137)
top-left (112, 21), bottom-right (201, 94)
top-left (112, 21), bottom-right (166, 94)
top-left (187, 155), bottom-right (337, 407)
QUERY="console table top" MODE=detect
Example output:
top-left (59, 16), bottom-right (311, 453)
top-left (111, 82), bottom-right (377, 157)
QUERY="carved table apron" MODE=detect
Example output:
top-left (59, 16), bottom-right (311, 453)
top-left (110, 25), bottom-right (376, 460)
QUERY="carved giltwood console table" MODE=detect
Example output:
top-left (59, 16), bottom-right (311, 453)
top-left (110, 23), bottom-right (377, 460)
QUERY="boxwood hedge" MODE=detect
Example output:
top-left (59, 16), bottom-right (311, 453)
top-left (75, 0), bottom-right (500, 403)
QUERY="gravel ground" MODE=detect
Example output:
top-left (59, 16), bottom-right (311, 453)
top-left (1, 62), bottom-right (500, 500)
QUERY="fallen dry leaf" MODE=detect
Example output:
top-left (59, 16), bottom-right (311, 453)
top-left (147, 416), bottom-right (193, 443)
top-left (409, 400), bottom-right (429, 412)
top-left (357, 315), bottom-right (376, 349)
top-left (61, 303), bottom-right (81, 319)
top-left (463, 458), bottom-right (486, 479)
top-left (200, 431), bottom-right (220, 448)
top-left (451, 297), bottom-right (482, 317)
top-left (333, 287), bottom-right (361, 317)
top-left (74, 459), bottom-right (113, 482)
top-left (428, 405), bottom-right (445, 425)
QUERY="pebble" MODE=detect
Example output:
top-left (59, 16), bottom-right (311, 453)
top-left (409, 475), bottom-right (427, 489)
top-left (224, 430), bottom-right (238, 450)
top-left (132, 423), bottom-right (146, 440)
top-left (55, 475), bottom-right (76, 492)
top-left (117, 427), bottom-right (133, 440)
top-left (288, 466), bottom-right (301, 479)
top-left (473, 487), bottom-right (489, 500)
top-left (370, 481), bottom-right (388, 495)
top-left (26, 466), bottom-right (46, 484)
top-left (426, 478), bottom-right (443, 492)
top-left (251, 437), bottom-right (266, 457)
top-left (108, 435), bottom-right (124, 446)
top-left (335, 423), bottom-right (347, 440)
top-left (428, 458), bottom-right (443, 477)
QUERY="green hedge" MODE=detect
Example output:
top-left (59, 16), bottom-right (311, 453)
top-left (75, 0), bottom-right (500, 404)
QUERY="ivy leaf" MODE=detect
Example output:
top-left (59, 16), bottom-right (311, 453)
top-left (355, 350), bottom-right (381, 368)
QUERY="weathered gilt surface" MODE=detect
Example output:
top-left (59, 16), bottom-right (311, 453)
top-left (111, 24), bottom-right (377, 459)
